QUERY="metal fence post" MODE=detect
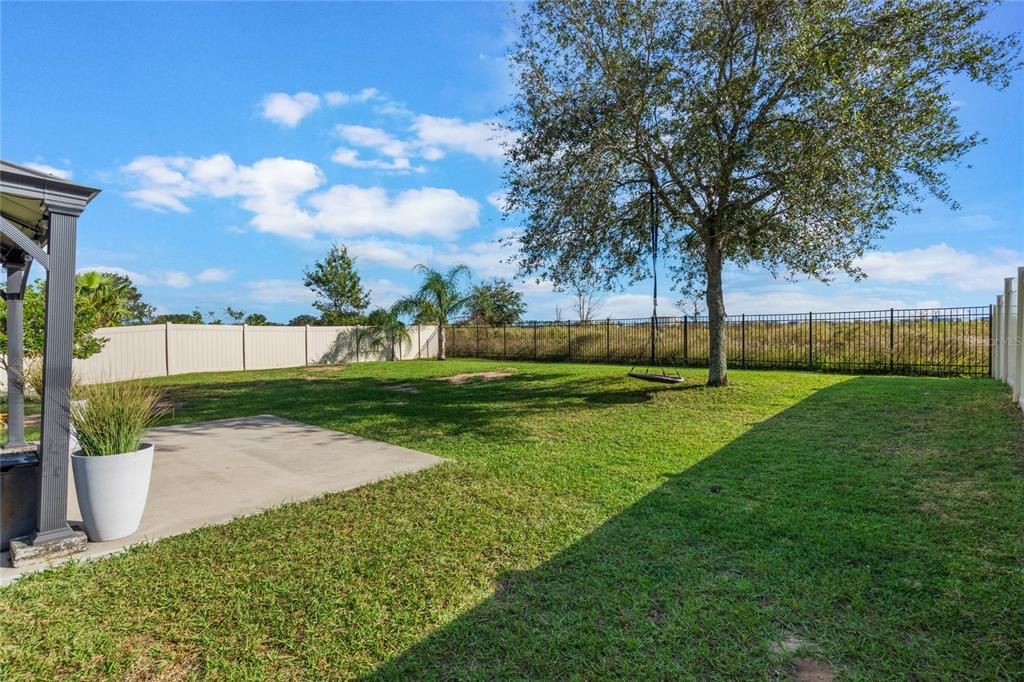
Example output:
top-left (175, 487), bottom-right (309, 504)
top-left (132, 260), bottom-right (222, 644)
top-left (988, 304), bottom-right (994, 377)
top-left (808, 312), bottom-right (813, 369)
top-left (602, 317), bottom-right (610, 360)
top-left (567, 320), bottom-right (572, 360)
top-left (503, 324), bottom-right (507, 358)
top-left (533, 321), bottom-right (538, 359)
top-left (889, 307), bottom-right (895, 373)
top-left (741, 313), bottom-right (747, 369)
top-left (683, 315), bottom-right (689, 365)
top-left (476, 323), bottom-right (480, 357)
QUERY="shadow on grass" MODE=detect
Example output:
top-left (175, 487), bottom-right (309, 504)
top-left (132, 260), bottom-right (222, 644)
top-left (361, 376), bottom-right (1021, 680)
top-left (157, 368), bottom-right (684, 441)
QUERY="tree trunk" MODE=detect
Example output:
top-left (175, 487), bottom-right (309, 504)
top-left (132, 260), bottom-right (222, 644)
top-left (705, 246), bottom-right (729, 387)
top-left (438, 323), bottom-right (446, 360)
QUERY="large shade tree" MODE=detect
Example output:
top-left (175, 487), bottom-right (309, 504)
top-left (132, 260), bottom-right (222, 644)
top-left (395, 265), bottom-right (472, 360)
top-left (505, 0), bottom-right (1019, 386)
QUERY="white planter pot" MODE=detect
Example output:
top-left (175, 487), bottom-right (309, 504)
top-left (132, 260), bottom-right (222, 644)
top-left (71, 443), bottom-right (154, 542)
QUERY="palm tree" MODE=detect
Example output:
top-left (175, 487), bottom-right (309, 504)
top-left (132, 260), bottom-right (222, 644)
top-left (361, 306), bottom-right (412, 361)
top-left (76, 272), bottom-right (132, 327)
top-left (394, 265), bottom-right (471, 360)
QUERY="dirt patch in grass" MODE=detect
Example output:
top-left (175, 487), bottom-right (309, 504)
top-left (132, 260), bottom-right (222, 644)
top-left (786, 657), bottom-right (836, 682)
top-left (438, 370), bottom-right (516, 385)
top-left (304, 364), bottom-right (348, 380)
top-left (305, 364), bottom-right (348, 373)
top-left (771, 633), bottom-right (810, 655)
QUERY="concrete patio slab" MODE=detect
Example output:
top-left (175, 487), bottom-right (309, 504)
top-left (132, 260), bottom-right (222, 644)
top-left (1, 415), bottom-right (443, 585)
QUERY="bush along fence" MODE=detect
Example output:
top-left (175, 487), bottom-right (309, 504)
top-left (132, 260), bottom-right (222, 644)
top-left (991, 267), bottom-right (1023, 411)
top-left (447, 306), bottom-right (993, 377)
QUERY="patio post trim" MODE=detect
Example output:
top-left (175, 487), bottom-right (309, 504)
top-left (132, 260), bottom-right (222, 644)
top-left (30, 210), bottom-right (78, 545)
top-left (4, 257), bottom-right (31, 449)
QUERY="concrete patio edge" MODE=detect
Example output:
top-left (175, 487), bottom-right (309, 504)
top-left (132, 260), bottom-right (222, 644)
top-left (1, 415), bottom-right (445, 585)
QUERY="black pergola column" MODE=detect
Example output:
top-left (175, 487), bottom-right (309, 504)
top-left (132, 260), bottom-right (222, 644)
top-left (31, 211), bottom-right (78, 545)
top-left (5, 258), bottom-right (30, 449)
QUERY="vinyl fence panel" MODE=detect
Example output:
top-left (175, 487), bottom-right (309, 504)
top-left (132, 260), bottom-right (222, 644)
top-left (244, 325), bottom-right (306, 370)
top-left (74, 324), bottom-right (167, 383)
top-left (167, 324), bottom-right (244, 375)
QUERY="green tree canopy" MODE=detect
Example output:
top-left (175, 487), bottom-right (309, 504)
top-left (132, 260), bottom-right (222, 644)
top-left (0, 275), bottom-right (112, 359)
top-left (505, 0), bottom-right (1019, 385)
top-left (467, 278), bottom-right (526, 325)
top-left (153, 309), bottom-right (204, 325)
top-left (288, 314), bottom-right (321, 326)
top-left (244, 313), bottom-right (271, 326)
top-left (76, 271), bottom-right (156, 327)
top-left (224, 306), bottom-right (246, 324)
top-left (303, 244), bottom-right (371, 325)
top-left (394, 265), bottom-right (472, 360)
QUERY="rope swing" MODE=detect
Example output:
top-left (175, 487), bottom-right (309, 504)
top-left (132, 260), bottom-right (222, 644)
top-left (627, 182), bottom-right (684, 384)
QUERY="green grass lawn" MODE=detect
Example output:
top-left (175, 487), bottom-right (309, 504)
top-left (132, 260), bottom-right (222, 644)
top-left (1, 360), bottom-right (1022, 680)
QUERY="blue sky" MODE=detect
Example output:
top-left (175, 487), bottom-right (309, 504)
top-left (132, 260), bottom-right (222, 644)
top-left (2, 2), bottom-right (1021, 323)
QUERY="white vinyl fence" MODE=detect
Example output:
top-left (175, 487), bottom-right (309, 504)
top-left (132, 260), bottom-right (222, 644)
top-left (991, 266), bottom-right (1024, 412)
top-left (70, 323), bottom-right (440, 384)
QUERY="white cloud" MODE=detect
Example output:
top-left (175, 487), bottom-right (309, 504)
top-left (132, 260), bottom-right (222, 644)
top-left (325, 88), bottom-right (380, 106)
top-left (310, 185), bottom-right (479, 240)
top-left (124, 153), bottom-right (479, 240)
top-left (347, 239), bottom-right (432, 269)
top-left (336, 125), bottom-right (409, 158)
top-left (330, 147), bottom-right (419, 172)
top-left (412, 115), bottom-right (510, 161)
top-left (326, 114), bottom-right (512, 170)
top-left (78, 265), bottom-right (152, 285)
top-left (196, 268), bottom-right (232, 283)
top-left (367, 278), bottom-right (410, 308)
top-left (723, 289), bottom-right (913, 315)
top-left (856, 243), bottom-right (1021, 291)
top-left (246, 279), bottom-right (314, 305)
top-left (486, 190), bottom-right (508, 212)
top-left (349, 232), bottom-right (518, 279)
top-left (261, 92), bottom-right (320, 127)
top-left (161, 271), bottom-right (192, 288)
top-left (22, 162), bottom-right (73, 180)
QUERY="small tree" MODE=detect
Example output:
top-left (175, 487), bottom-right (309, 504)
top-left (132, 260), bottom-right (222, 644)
top-left (224, 306), bottom-right (246, 324)
top-left (303, 243), bottom-right (371, 325)
top-left (394, 265), bottom-right (472, 360)
top-left (674, 295), bottom-right (706, 320)
top-left (468, 278), bottom-right (526, 325)
top-left (567, 274), bottom-right (603, 323)
top-left (506, 0), bottom-right (1019, 386)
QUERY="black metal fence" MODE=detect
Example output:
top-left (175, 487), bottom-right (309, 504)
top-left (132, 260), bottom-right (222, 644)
top-left (447, 306), bottom-right (992, 377)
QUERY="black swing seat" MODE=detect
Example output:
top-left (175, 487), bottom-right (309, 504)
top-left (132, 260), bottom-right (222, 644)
top-left (627, 371), bottom-right (685, 385)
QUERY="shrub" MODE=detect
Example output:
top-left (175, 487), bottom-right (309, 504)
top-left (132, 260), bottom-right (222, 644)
top-left (70, 382), bottom-right (165, 456)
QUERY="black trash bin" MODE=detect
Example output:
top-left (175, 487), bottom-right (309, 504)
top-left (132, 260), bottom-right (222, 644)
top-left (1, 450), bottom-right (39, 551)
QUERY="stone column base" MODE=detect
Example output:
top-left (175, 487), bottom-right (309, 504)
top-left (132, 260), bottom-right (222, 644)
top-left (9, 531), bottom-right (87, 568)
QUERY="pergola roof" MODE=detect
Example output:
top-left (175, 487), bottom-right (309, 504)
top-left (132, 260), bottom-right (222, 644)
top-left (0, 160), bottom-right (100, 262)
